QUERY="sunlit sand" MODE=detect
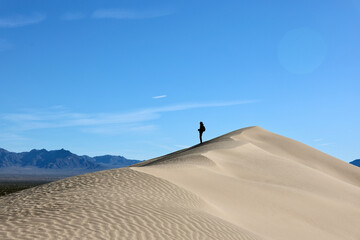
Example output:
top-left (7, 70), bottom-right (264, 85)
top-left (1, 126), bottom-right (359, 240)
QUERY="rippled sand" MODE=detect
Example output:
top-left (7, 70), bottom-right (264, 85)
top-left (1, 126), bottom-right (359, 240)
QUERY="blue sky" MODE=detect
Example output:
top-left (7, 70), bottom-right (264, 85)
top-left (0, 0), bottom-right (359, 161)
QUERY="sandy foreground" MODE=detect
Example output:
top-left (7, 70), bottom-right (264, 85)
top-left (0, 126), bottom-right (359, 240)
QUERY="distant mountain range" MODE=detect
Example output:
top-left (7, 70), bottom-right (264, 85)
top-left (350, 159), bottom-right (360, 167)
top-left (0, 148), bottom-right (141, 170)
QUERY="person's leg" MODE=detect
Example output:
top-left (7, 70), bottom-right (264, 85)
top-left (200, 132), bottom-right (203, 143)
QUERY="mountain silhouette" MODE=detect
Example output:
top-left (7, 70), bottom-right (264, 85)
top-left (350, 159), bottom-right (360, 167)
top-left (0, 148), bottom-right (140, 170)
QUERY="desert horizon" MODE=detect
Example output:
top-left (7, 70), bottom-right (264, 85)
top-left (1, 126), bottom-right (359, 239)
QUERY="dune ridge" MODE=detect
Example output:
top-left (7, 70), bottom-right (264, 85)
top-left (1, 126), bottom-right (359, 240)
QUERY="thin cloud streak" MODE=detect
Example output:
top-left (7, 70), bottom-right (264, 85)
top-left (0, 133), bottom-right (28, 142)
top-left (152, 95), bottom-right (167, 99)
top-left (83, 124), bottom-right (156, 135)
top-left (2, 111), bottom-right (159, 130)
top-left (0, 13), bottom-right (46, 28)
top-left (1, 100), bottom-right (258, 131)
top-left (175, 145), bottom-right (190, 149)
top-left (92, 8), bottom-right (173, 19)
top-left (144, 100), bottom-right (259, 113)
top-left (319, 143), bottom-right (334, 146)
top-left (313, 138), bottom-right (323, 142)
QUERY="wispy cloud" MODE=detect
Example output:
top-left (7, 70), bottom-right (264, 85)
top-left (82, 124), bottom-right (157, 135)
top-left (0, 13), bottom-right (46, 28)
top-left (92, 8), bottom-right (173, 20)
top-left (146, 100), bottom-right (258, 113)
top-left (312, 138), bottom-right (334, 146)
top-left (319, 143), bottom-right (334, 146)
top-left (0, 39), bottom-right (13, 52)
top-left (0, 133), bottom-right (28, 142)
top-left (61, 12), bottom-right (86, 21)
top-left (142, 141), bottom-right (176, 151)
top-left (152, 95), bottom-right (167, 99)
top-left (313, 138), bottom-right (322, 142)
top-left (1, 100), bottom-right (258, 133)
top-left (175, 145), bottom-right (190, 149)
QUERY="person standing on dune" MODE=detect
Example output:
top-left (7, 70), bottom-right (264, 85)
top-left (198, 122), bottom-right (206, 144)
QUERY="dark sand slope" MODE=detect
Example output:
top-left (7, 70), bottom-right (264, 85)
top-left (1, 127), bottom-right (359, 240)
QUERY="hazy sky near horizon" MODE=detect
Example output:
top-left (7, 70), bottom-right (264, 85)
top-left (0, 0), bottom-right (359, 162)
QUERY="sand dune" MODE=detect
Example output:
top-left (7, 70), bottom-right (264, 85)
top-left (1, 126), bottom-right (359, 240)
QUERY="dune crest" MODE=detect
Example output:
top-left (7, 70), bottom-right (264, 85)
top-left (1, 126), bottom-right (359, 240)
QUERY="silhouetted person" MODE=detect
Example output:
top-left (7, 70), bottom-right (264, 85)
top-left (198, 122), bottom-right (206, 144)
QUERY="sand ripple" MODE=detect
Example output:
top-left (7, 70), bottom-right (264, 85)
top-left (1, 126), bottom-right (359, 240)
top-left (0, 168), bottom-right (261, 240)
